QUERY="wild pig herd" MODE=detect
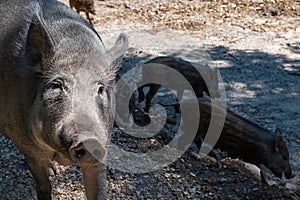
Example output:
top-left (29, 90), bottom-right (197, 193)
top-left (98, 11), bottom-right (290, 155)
top-left (0, 0), bottom-right (294, 199)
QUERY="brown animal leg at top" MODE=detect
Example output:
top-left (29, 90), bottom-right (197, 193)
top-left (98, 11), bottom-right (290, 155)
top-left (69, 0), bottom-right (73, 9)
top-left (86, 12), bottom-right (93, 25)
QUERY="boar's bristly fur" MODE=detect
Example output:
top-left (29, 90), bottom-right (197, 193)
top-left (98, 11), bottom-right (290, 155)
top-left (0, 0), bottom-right (128, 199)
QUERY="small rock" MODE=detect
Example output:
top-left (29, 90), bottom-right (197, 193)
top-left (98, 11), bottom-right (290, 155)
top-left (172, 174), bottom-right (181, 179)
top-left (218, 171), bottom-right (225, 176)
top-left (190, 172), bottom-right (196, 177)
top-left (220, 178), bottom-right (228, 183)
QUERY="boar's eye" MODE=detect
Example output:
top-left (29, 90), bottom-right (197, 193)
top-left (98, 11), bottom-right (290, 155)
top-left (50, 80), bottom-right (63, 90)
top-left (44, 79), bottom-right (63, 95)
top-left (98, 84), bottom-right (105, 95)
top-left (42, 79), bottom-right (64, 104)
top-left (48, 79), bottom-right (64, 91)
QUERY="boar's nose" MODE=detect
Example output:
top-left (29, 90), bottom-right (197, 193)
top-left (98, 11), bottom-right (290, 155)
top-left (69, 136), bottom-right (106, 164)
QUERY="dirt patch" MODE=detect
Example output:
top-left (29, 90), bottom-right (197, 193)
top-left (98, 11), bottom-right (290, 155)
top-left (93, 0), bottom-right (300, 31)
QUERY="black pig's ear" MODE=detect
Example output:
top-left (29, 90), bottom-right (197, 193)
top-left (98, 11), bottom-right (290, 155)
top-left (104, 33), bottom-right (128, 71)
top-left (275, 135), bottom-right (285, 152)
top-left (25, 14), bottom-right (55, 70)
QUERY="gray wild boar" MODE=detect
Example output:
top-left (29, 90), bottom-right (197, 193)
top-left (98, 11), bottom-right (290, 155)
top-left (69, 0), bottom-right (95, 25)
top-left (138, 56), bottom-right (220, 113)
top-left (179, 97), bottom-right (293, 179)
top-left (0, 0), bottom-right (128, 199)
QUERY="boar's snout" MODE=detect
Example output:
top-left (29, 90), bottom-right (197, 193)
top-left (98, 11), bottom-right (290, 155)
top-left (284, 165), bottom-right (294, 179)
top-left (272, 167), bottom-right (293, 179)
top-left (69, 135), bottom-right (106, 164)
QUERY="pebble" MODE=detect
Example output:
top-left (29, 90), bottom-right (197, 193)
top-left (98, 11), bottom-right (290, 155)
top-left (220, 178), bottom-right (228, 183)
top-left (218, 172), bottom-right (225, 176)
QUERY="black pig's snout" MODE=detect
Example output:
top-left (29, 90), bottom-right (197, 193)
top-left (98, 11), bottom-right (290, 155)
top-left (284, 166), bottom-right (294, 179)
top-left (69, 137), bottom-right (106, 164)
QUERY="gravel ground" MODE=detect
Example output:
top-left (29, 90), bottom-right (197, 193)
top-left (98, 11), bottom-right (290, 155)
top-left (1, 0), bottom-right (300, 199)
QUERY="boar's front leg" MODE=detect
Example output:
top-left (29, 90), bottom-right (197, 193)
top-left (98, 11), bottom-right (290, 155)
top-left (81, 163), bottom-right (107, 200)
top-left (24, 153), bottom-right (52, 200)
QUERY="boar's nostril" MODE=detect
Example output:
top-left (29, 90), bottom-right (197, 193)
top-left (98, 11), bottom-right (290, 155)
top-left (69, 137), bottom-right (106, 164)
top-left (75, 148), bottom-right (86, 159)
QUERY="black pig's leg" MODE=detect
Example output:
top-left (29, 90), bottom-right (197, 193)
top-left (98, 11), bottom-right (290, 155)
top-left (145, 84), bottom-right (160, 112)
top-left (138, 86), bottom-right (146, 103)
top-left (175, 89), bottom-right (184, 113)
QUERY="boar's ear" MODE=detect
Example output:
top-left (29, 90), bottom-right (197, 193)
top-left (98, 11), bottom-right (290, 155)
top-left (105, 33), bottom-right (128, 71)
top-left (275, 135), bottom-right (285, 152)
top-left (25, 14), bottom-right (55, 70)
